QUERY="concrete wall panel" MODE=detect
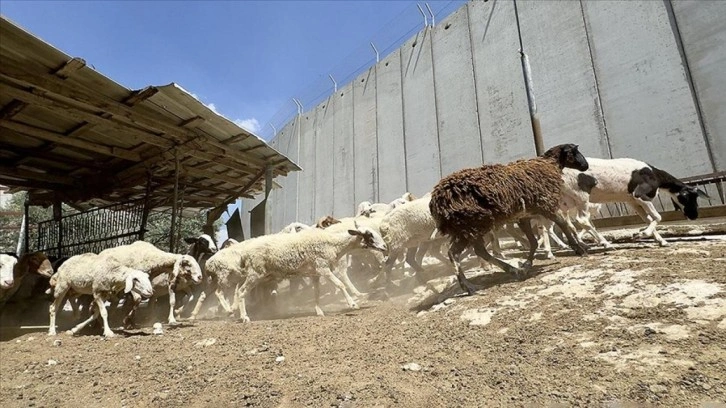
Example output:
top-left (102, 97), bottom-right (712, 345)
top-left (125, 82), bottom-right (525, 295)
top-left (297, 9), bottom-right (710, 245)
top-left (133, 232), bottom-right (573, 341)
top-left (516, 1), bottom-right (608, 159)
top-left (432, 6), bottom-right (482, 176)
top-left (353, 67), bottom-right (379, 207)
top-left (401, 29), bottom-right (441, 196)
top-left (469, 0), bottom-right (535, 164)
top-left (376, 49), bottom-right (407, 202)
top-left (279, 117), bottom-right (299, 228)
top-left (297, 113), bottom-right (317, 225)
top-left (672, 0), bottom-right (726, 171)
top-left (583, 1), bottom-right (711, 177)
top-left (332, 83), bottom-right (355, 218)
top-left (314, 100), bottom-right (334, 218)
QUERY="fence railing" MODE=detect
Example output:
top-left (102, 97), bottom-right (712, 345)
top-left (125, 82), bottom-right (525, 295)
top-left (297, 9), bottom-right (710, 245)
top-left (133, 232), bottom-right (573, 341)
top-left (36, 198), bottom-right (148, 258)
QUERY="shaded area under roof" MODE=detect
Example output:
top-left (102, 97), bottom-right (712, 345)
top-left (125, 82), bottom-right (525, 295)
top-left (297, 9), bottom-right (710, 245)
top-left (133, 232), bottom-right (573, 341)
top-left (0, 16), bottom-right (300, 211)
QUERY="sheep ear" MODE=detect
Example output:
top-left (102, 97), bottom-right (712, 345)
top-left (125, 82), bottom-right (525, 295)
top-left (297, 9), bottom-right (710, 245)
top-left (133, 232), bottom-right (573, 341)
top-left (183, 237), bottom-right (196, 244)
top-left (696, 189), bottom-right (710, 199)
top-left (124, 275), bottom-right (135, 294)
top-left (348, 229), bottom-right (362, 237)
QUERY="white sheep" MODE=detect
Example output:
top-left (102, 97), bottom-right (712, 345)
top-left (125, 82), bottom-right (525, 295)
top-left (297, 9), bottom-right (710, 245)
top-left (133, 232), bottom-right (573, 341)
top-left (228, 222), bottom-right (387, 322)
top-left (371, 194), bottom-right (449, 286)
top-left (0, 254), bottom-right (18, 291)
top-left (48, 253), bottom-right (153, 337)
top-left (98, 241), bottom-right (202, 326)
top-left (0, 252), bottom-right (53, 307)
top-left (356, 192), bottom-right (415, 218)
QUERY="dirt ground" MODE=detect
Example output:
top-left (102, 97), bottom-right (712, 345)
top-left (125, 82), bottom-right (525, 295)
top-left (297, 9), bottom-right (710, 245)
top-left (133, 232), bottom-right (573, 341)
top-left (1, 224), bottom-right (726, 407)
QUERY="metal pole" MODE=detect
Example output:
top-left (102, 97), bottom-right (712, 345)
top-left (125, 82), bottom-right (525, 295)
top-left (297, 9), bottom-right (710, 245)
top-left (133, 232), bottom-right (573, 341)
top-left (139, 172), bottom-right (152, 240)
top-left (417, 4), bottom-right (428, 27)
top-left (425, 3), bottom-right (435, 27)
top-left (370, 42), bottom-right (380, 63)
top-left (21, 199), bottom-right (29, 255)
top-left (328, 75), bottom-right (337, 93)
top-left (169, 150), bottom-right (179, 252)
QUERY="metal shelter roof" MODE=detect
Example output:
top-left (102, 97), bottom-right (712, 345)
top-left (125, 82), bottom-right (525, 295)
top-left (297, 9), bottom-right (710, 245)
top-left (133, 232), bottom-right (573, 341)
top-left (0, 16), bottom-right (299, 211)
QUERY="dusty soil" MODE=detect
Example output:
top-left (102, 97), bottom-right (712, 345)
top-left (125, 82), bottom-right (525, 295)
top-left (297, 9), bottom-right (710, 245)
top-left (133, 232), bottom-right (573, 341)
top-left (1, 228), bottom-right (726, 407)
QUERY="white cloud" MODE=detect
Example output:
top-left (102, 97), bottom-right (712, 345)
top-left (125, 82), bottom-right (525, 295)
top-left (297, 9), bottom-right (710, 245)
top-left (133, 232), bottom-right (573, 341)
top-left (234, 118), bottom-right (261, 134)
top-left (206, 102), bottom-right (219, 114)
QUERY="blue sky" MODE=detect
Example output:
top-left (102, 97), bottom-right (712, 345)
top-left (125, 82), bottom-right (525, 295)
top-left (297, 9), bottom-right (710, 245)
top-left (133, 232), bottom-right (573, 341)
top-left (2, 0), bottom-right (463, 139)
top-left (2, 0), bottom-right (464, 242)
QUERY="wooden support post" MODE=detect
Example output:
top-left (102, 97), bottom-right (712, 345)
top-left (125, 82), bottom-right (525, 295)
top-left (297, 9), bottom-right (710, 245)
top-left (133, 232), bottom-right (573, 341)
top-left (169, 151), bottom-right (180, 253)
top-left (139, 173), bottom-right (152, 240)
top-left (53, 196), bottom-right (62, 259)
top-left (23, 199), bottom-right (30, 255)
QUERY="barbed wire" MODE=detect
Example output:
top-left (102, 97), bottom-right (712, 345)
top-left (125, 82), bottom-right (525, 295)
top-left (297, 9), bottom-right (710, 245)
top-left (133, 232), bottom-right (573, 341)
top-left (261, 0), bottom-right (464, 141)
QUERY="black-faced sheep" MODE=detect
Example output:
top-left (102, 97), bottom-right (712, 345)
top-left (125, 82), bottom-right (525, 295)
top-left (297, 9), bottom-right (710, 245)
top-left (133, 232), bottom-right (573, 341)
top-left (429, 144), bottom-right (590, 294)
top-left (560, 157), bottom-right (709, 247)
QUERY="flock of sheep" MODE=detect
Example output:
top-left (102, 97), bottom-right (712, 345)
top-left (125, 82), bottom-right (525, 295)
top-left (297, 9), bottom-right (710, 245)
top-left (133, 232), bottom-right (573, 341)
top-left (0, 143), bottom-right (709, 337)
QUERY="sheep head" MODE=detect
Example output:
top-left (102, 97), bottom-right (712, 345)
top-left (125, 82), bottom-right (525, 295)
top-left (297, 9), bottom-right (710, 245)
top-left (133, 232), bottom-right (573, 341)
top-left (0, 254), bottom-right (18, 289)
top-left (175, 255), bottom-right (203, 284)
top-left (543, 144), bottom-right (588, 172)
top-left (184, 234), bottom-right (218, 255)
top-left (124, 269), bottom-right (153, 298)
top-left (348, 222), bottom-right (387, 253)
top-left (23, 252), bottom-right (54, 278)
top-left (316, 215), bottom-right (341, 229)
top-left (672, 185), bottom-right (709, 220)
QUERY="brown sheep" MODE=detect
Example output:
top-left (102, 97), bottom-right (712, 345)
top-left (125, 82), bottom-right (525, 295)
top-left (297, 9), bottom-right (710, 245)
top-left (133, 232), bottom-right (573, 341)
top-left (429, 144), bottom-right (590, 295)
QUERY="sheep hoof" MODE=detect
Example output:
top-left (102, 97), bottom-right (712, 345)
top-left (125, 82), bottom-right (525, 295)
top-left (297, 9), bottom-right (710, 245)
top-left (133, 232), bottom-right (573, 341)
top-left (658, 240), bottom-right (670, 247)
top-left (103, 331), bottom-right (115, 338)
top-left (350, 302), bottom-right (360, 310)
top-left (65, 330), bottom-right (75, 336)
top-left (47, 331), bottom-right (57, 337)
top-left (458, 281), bottom-right (478, 296)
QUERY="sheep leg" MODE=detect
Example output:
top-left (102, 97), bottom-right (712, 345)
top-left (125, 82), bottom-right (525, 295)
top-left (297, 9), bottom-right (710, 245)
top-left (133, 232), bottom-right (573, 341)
top-left (471, 239), bottom-right (525, 280)
top-left (94, 295), bottom-right (114, 337)
top-left (167, 283), bottom-right (179, 325)
top-left (233, 274), bottom-right (259, 323)
top-left (517, 218), bottom-right (539, 272)
top-left (122, 294), bottom-right (141, 329)
top-left (404, 247), bottom-right (428, 284)
top-left (631, 201), bottom-right (668, 246)
top-left (320, 266), bottom-right (359, 311)
top-left (574, 209), bottom-right (612, 248)
top-left (448, 236), bottom-right (479, 295)
top-left (486, 231), bottom-right (506, 259)
top-left (335, 257), bottom-right (363, 297)
top-left (546, 212), bottom-right (588, 255)
top-left (370, 249), bottom-right (401, 287)
top-left (48, 288), bottom-right (69, 336)
top-left (536, 222), bottom-right (555, 260)
top-left (68, 307), bottom-right (100, 336)
top-left (312, 276), bottom-right (324, 317)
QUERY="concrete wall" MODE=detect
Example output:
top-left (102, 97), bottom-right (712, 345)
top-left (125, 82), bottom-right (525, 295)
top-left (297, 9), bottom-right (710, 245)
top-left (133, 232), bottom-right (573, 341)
top-left (246, 0), bottom-right (725, 232)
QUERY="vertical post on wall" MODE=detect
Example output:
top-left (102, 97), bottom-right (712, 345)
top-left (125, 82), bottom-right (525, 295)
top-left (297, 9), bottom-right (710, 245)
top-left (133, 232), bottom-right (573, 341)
top-left (264, 165), bottom-right (273, 235)
top-left (169, 149), bottom-right (180, 252)
top-left (139, 172), bottom-right (152, 241)
top-left (513, 0), bottom-right (544, 156)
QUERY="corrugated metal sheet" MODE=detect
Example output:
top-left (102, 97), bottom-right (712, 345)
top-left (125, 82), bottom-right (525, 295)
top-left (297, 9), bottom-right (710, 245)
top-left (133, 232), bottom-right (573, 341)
top-left (0, 16), bottom-right (298, 210)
